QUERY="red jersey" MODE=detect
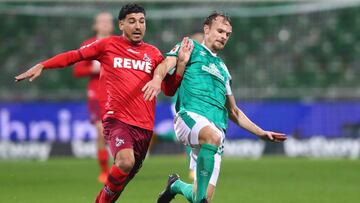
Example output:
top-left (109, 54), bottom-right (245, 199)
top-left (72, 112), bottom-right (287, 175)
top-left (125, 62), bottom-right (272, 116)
top-left (73, 37), bottom-right (106, 120)
top-left (42, 36), bottom-right (165, 130)
top-left (73, 37), bottom-right (100, 101)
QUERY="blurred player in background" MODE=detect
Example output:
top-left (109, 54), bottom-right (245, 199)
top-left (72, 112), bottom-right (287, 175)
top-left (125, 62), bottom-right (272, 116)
top-left (15, 3), bottom-right (184, 203)
top-left (143, 12), bottom-right (286, 203)
top-left (73, 11), bottom-right (114, 184)
top-left (189, 32), bottom-right (204, 44)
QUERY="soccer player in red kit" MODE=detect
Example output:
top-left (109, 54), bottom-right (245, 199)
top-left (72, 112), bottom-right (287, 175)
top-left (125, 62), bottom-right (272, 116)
top-left (73, 11), bottom-right (114, 184)
top-left (15, 3), bottom-right (183, 203)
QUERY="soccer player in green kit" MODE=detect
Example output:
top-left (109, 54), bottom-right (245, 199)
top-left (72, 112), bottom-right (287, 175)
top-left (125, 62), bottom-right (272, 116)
top-left (143, 12), bottom-right (286, 203)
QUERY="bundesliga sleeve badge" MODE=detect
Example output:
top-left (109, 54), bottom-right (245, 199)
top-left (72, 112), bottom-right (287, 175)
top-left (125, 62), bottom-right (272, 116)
top-left (169, 44), bottom-right (180, 54)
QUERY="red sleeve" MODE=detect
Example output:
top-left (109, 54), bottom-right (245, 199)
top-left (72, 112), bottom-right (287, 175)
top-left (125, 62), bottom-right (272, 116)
top-left (156, 53), bottom-right (164, 67)
top-left (73, 39), bottom-right (96, 77)
top-left (161, 73), bottom-right (183, 96)
top-left (78, 38), bottom-right (106, 59)
top-left (41, 37), bottom-right (108, 69)
top-left (41, 50), bottom-right (83, 69)
top-left (152, 46), bottom-right (164, 67)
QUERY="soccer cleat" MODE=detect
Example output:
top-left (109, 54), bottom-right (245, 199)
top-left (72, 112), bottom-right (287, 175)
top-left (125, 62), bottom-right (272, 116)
top-left (199, 199), bottom-right (208, 203)
top-left (157, 173), bottom-right (180, 203)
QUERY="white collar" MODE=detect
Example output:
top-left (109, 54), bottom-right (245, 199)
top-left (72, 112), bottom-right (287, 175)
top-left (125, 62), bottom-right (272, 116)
top-left (201, 42), bottom-right (217, 57)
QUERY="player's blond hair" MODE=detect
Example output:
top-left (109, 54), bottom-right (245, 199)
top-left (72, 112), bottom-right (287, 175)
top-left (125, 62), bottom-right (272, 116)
top-left (203, 12), bottom-right (231, 27)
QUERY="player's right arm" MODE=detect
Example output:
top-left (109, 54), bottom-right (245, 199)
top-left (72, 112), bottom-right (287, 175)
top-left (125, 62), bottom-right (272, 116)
top-left (15, 50), bottom-right (83, 82)
top-left (15, 38), bottom-right (108, 82)
top-left (73, 39), bottom-right (101, 78)
top-left (15, 63), bottom-right (44, 82)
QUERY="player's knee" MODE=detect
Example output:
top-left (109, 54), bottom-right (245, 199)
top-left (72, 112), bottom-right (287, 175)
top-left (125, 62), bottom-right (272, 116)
top-left (204, 133), bottom-right (221, 147)
top-left (114, 155), bottom-right (135, 173)
top-left (199, 127), bottom-right (221, 147)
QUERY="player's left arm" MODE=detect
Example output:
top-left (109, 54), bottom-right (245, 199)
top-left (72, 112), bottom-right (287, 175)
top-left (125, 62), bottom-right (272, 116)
top-left (226, 94), bottom-right (286, 142)
top-left (160, 40), bottom-right (194, 97)
top-left (142, 37), bottom-right (193, 101)
top-left (161, 70), bottom-right (183, 96)
top-left (142, 56), bottom-right (178, 101)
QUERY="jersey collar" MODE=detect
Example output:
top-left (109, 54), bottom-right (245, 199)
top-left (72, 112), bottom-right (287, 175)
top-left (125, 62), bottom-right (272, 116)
top-left (120, 35), bottom-right (144, 47)
top-left (201, 42), bottom-right (217, 57)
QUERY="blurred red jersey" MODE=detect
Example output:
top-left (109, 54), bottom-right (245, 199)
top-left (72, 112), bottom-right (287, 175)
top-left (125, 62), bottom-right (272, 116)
top-left (73, 37), bottom-right (106, 122)
top-left (73, 37), bottom-right (100, 101)
top-left (42, 36), bottom-right (164, 130)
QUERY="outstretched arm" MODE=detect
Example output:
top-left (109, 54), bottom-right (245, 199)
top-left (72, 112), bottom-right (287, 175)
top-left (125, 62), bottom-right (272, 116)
top-left (15, 38), bottom-right (106, 82)
top-left (15, 50), bottom-right (83, 82)
top-left (160, 40), bottom-right (193, 97)
top-left (142, 37), bottom-right (194, 101)
top-left (141, 56), bottom-right (178, 100)
top-left (15, 63), bottom-right (44, 82)
top-left (161, 69), bottom-right (183, 96)
top-left (226, 95), bottom-right (286, 142)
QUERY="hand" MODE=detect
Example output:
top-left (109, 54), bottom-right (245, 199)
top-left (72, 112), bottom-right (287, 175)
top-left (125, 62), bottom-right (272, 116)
top-left (177, 37), bottom-right (194, 66)
top-left (91, 60), bottom-right (101, 73)
top-left (142, 75), bottom-right (162, 101)
top-left (15, 63), bottom-right (44, 82)
top-left (259, 131), bottom-right (287, 143)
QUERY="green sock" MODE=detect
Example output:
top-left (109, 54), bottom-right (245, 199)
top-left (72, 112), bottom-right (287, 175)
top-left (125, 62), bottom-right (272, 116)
top-left (171, 179), bottom-right (194, 203)
top-left (195, 143), bottom-right (218, 203)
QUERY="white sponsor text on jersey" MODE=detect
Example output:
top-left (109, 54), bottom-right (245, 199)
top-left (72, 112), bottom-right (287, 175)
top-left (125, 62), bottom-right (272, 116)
top-left (113, 57), bottom-right (152, 73)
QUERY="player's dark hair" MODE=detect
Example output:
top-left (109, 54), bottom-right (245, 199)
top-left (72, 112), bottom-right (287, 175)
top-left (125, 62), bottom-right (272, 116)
top-left (118, 3), bottom-right (146, 20)
top-left (203, 12), bottom-right (231, 27)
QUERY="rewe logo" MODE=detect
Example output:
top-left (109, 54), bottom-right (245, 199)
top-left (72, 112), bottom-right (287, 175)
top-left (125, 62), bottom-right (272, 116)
top-left (113, 57), bottom-right (152, 73)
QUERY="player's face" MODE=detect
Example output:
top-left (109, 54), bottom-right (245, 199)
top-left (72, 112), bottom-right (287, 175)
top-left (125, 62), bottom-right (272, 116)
top-left (204, 17), bottom-right (232, 52)
top-left (119, 13), bottom-right (146, 43)
top-left (94, 12), bottom-right (114, 37)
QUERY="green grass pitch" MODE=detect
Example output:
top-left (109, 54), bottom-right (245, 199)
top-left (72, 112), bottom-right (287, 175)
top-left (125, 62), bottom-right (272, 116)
top-left (1, 156), bottom-right (359, 203)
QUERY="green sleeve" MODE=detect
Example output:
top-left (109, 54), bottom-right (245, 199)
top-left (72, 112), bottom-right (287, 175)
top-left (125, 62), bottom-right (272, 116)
top-left (165, 42), bottom-right (181, 57)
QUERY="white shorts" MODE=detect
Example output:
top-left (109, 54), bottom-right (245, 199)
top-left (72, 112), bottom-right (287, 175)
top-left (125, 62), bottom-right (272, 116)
top-left (174, 111), bottom-right (224, 186)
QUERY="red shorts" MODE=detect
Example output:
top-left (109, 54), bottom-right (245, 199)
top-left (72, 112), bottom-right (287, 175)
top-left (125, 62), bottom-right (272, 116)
top-left (102, 117), bottom-right (153, 181)
top-left (88, 99), bottom-right (101, 123)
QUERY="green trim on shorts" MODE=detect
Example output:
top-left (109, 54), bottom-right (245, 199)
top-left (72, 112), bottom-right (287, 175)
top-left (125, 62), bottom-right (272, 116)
top-left (178, 110), bottom-right (196, 129)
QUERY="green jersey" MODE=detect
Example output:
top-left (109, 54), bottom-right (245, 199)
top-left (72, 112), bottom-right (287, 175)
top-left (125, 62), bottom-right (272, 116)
top-left (166, 40), bottom-right (232, 130)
